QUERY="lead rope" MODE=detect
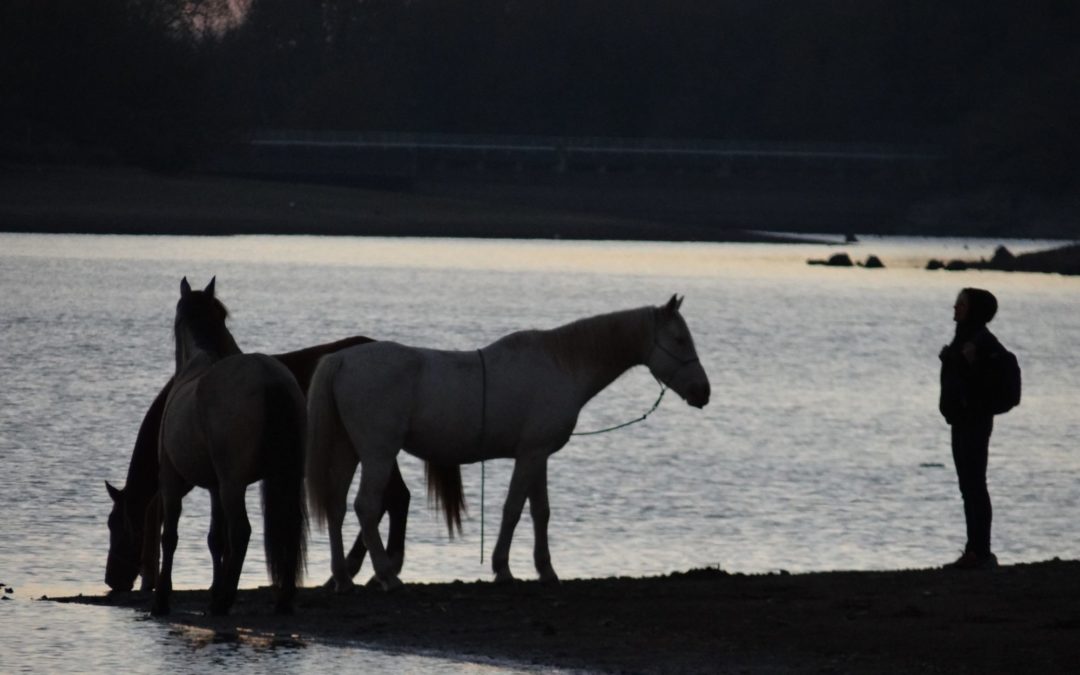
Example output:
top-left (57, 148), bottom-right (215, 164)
top-left (570, 382), bottom-right (668, 436)
top-left (477, 349), bottom-right (487, 564)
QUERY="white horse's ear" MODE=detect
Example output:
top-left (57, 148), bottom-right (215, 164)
top-left (106, 481), bottom-right (122, 502)
top-left (205, 277), bottom-right (216, 297)
top-left (180, 277), bottom-right (192, 297)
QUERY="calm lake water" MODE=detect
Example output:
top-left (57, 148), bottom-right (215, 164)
top-left (1, 232), bottom-right (1078, 672)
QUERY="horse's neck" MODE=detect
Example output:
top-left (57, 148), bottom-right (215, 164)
top-left (543, 307), bottom-right (653, 402)
top-left (174, 327), bottom-right (242, 378)
top-left (125, 379), bottom-right (171, 501)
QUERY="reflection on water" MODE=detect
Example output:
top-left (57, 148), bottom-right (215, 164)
top-left (1, 233), bottom-right (1077, 673)
top-left (0, 596), bottom-right (545, 674)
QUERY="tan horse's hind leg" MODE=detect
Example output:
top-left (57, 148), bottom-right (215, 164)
top-left (211, 483), bottom-right (250, 616)
top-left (151, 457), bottom-right (189, 616)
top-left (206, 489), bottom-right (226, 597)
top-left (150, 495), bottom-right (181, 616)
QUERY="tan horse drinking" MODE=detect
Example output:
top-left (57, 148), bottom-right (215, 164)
top-left (306, 295), bottom-right (710, 591)
top-left (154, 278), bottom-right (307, 616)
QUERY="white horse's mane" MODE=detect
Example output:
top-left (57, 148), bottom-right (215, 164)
top-left (537, 306), bottom-right (653, 373)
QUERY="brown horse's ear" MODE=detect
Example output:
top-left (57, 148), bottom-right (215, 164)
top-left (204, 276), bottom-right (216, 297)
top-left (106, 481), bottom-right (122, 502)
top-left (180, 277), bottom-right (192, 297)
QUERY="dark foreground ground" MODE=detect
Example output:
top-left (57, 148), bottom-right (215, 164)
top-left (56, 559), bottom-right (1080, 674)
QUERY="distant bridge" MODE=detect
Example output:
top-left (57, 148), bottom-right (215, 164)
top-left (212, 129), bottom-right (947, 186)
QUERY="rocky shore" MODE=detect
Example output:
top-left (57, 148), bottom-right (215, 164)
top-left (928, 243), bottom-right (1080, 276)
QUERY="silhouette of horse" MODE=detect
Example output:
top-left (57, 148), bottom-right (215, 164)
top-left (106, 348), bottom-right (411, 594)
top-left (307, 294), bottom-right (711, 591)
top-left (153, 277), bottom-right (308, 616)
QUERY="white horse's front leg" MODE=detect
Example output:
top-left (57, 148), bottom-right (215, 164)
top-left (492, 456), bottom-right (541, 584)
top-left (356, 456), bottom-right (402, 591)
top-left (528, 461), bottom-right (558, 584)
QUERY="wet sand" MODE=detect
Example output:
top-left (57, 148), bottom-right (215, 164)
top-left (56, 559), bottom-right (1080, 673)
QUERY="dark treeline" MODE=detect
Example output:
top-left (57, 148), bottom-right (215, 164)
top-left (1, 0), bottom-right (242, 169)
top-left (3, 0), bottom-right (1077, 191)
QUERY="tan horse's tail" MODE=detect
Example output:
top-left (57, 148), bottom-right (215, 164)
top-left (305, 353), bottom-right (345, 530)
top-left (260, 379), bottom-right (308, 591)
top-left (425, 462), bottom-right (465, 538)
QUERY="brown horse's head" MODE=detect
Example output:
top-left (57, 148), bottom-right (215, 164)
top-left (105, 481), bottom-right (140, 592)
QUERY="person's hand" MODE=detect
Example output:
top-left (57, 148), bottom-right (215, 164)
top-left (962, 341), bottom-right (977, 363)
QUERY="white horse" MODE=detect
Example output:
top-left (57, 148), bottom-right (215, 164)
top-left (306, 294), bottom-right (710, 590)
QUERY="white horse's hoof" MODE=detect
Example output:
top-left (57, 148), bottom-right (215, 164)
top-left (371, 575), bottom-right (403, 592)
top-left (390, 553), bottom-right (405, 575)
top-left (331, 577), bottom-right (355, 594)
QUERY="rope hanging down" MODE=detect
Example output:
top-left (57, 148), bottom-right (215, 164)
top-left (478, 349), bottom-right (487, 564)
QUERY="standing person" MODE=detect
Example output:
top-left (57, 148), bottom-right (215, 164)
top-left (938, 287), bottom-right (1004, 569)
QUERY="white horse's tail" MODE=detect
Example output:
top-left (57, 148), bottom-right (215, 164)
top-left (425, 462), bottom-right (465, 538)
top-left (305, 352), bottom-right (345, 530)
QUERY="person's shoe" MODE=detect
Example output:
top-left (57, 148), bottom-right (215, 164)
top-left (976, 552), bottom-right (999, 570)
top-left (944, 550), bottom-right (977, 569)
top-left (944, 551), bottom-right (998, 570)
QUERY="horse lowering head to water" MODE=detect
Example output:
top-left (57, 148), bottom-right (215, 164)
top-left (106, 382), bottom-right (170, 593)
top-left (105, 334), bottom-right (411, 595)
top-left (305, 294), bottom-right (710, 591)
top-left (154, 277), bottom-right (308, 616)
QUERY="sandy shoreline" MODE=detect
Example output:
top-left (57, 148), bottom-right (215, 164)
top-left (54, 559), bottom-right (1080, 673)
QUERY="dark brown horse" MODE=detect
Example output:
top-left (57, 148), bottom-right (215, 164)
top-left (106, 332), bottom-right (410, 595)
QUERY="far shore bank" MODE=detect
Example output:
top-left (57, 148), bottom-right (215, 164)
top-left (0, 163), bottom-right (818, 244)
top-left (55, 559), bottom-right (1080, 673)
top-left (3, 162), bottom-right (1076, 244)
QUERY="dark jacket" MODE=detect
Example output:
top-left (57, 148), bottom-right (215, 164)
top-left (939, 325), bottom-right (1003, 425)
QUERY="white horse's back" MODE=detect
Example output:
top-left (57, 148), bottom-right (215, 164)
top-left (323, 342), bottom-right (488, 462)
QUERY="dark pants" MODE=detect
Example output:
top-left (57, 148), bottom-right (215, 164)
top-left (951, 416), bottom-right (994, 556)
